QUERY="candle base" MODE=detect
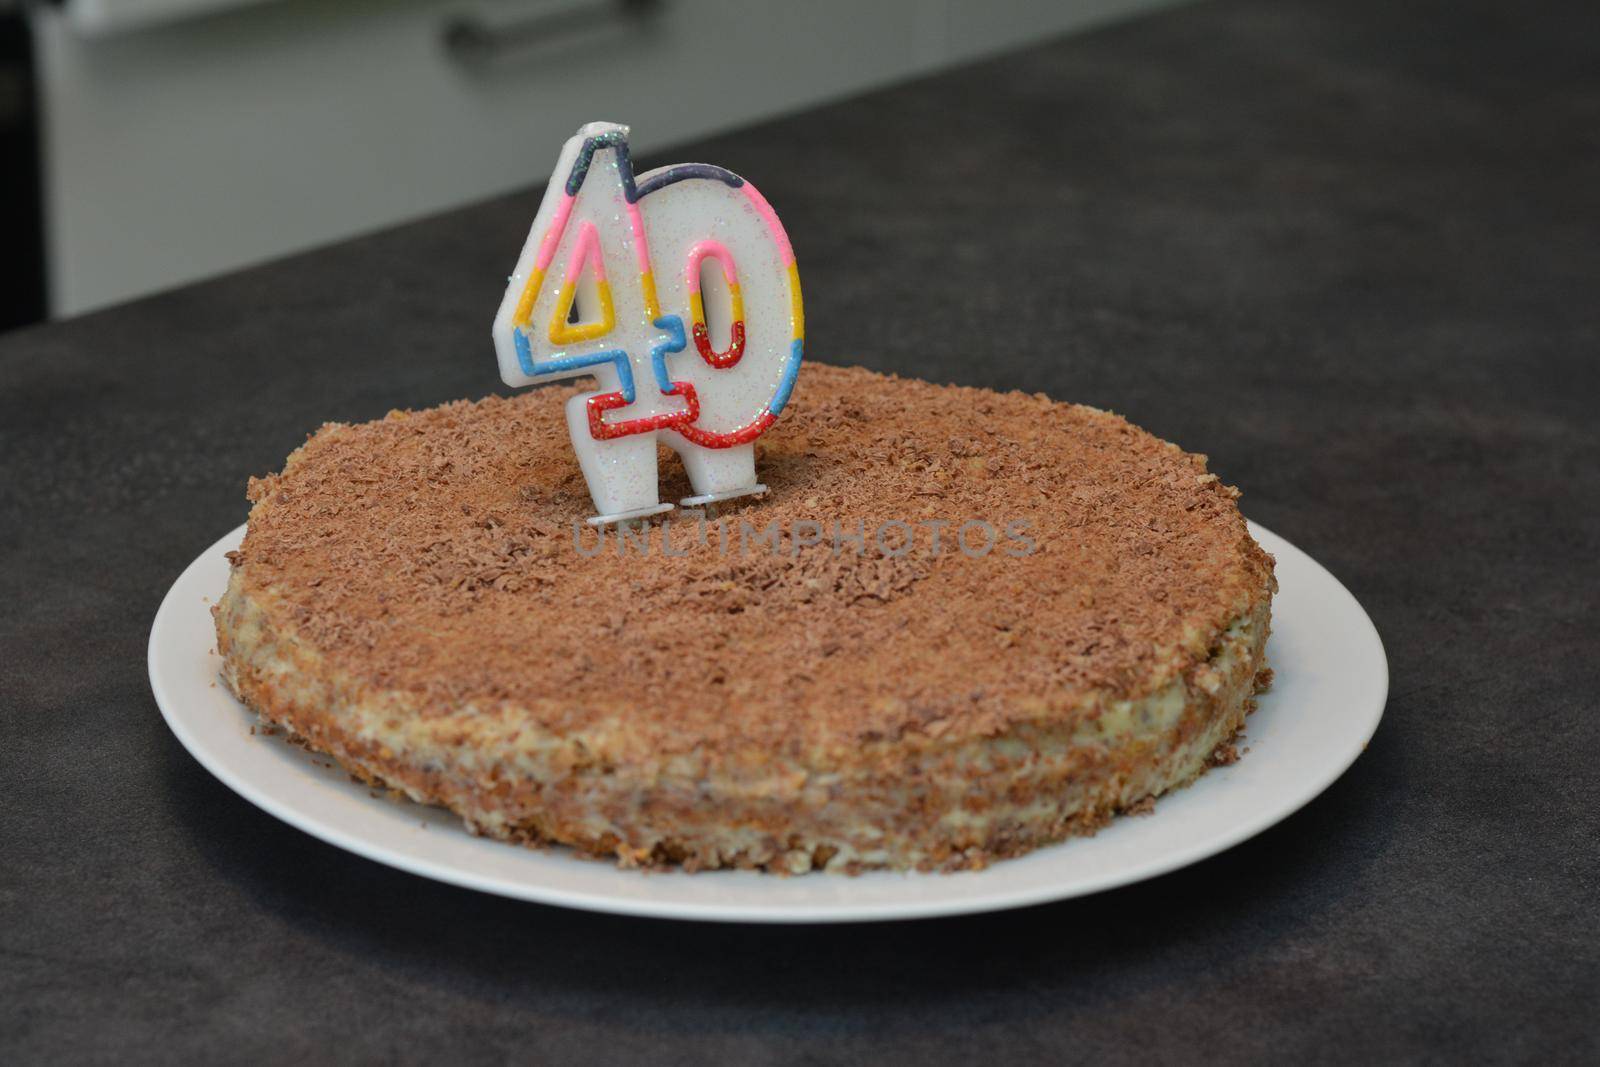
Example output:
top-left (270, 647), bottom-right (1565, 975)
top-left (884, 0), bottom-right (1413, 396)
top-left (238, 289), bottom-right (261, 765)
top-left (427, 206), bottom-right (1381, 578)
top-left (679, 484), bottom-right (768, 508)
top-left (584, 502), bottom-right (675, 527)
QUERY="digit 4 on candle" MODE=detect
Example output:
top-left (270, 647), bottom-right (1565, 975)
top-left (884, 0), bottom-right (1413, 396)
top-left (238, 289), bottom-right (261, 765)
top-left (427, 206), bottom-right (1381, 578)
top-left (492, 121), bottom-right (804, 525)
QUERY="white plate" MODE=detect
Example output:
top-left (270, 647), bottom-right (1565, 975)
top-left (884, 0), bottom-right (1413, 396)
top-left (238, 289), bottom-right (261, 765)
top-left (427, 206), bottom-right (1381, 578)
top-left (149, 521), bottom-right (1386, 923)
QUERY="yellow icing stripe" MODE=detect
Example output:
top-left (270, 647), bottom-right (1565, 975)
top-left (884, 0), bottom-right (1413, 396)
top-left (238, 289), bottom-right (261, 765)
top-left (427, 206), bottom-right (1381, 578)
top-left (689, 284), bottom-right (746, 337)
top-left (787, 261), bottom-right (805, 340)
top-left (640, 271), bottom-right (662, 321)
top-left (548, 278), bottom-right (616, 344)
top-left (512, 267), bottom-right (546, 330)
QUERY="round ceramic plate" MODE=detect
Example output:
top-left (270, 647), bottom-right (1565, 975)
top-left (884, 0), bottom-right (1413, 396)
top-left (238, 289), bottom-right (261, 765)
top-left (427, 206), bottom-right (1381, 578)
top-left (149, 521), bottom-right (1385, 923)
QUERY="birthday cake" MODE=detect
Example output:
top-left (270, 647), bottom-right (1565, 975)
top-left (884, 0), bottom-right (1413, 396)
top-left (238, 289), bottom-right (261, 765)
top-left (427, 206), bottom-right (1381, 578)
top-left (214, 363), bottom-right (1275, 873)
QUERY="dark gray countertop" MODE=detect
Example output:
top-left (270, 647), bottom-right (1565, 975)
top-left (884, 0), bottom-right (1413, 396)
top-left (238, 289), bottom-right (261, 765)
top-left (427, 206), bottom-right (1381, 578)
top-left (4, 0), bottom-right (1597, 1061)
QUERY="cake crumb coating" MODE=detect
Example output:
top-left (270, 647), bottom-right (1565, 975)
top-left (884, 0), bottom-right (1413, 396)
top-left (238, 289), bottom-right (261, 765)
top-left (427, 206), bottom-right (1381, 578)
top-left (215, 363), bottom-right (1276, 872)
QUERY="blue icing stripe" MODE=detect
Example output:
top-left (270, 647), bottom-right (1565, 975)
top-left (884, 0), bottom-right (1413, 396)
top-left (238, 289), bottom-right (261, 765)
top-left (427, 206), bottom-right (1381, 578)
top-left (565, 129), bottom-right (630, 197)
top-left (634, 163), bottom-right (744, 199)
top-left (767, 338), bottom-right (803, 416)
top-left (561, 132), bottom-right (742, 205)
top-left (648, 315), bottom-right (687, 393)
top-left (514, 330), bottom-right (635, 402)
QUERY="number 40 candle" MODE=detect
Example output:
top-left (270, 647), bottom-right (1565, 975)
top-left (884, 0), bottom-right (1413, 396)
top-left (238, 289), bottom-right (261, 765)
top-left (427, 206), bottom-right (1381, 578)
top-left (492, 121), bottom-right (804, 524)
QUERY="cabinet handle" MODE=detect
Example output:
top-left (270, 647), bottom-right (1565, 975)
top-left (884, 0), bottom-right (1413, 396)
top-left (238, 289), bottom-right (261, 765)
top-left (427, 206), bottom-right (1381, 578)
top-left (443, 0), bottom-right (664, 64)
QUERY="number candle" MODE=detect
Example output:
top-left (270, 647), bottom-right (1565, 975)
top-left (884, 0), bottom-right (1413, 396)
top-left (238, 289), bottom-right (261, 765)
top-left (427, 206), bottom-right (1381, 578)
top-left (492, 121), bottom-right (804, 524)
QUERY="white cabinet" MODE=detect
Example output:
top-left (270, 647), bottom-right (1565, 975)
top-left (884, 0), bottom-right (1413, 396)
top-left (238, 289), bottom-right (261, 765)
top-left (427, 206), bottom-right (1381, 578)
top-left (33, 0), bottom-right (1178, 316)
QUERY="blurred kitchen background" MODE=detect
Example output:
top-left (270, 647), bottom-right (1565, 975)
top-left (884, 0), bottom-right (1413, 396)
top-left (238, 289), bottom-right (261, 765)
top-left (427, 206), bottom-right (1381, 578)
top-left (0, 0), bottom-right (1182, 332)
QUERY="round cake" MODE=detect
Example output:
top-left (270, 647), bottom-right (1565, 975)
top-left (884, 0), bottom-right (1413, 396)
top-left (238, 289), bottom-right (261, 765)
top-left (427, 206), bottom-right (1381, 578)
top-left (214, 363), bottom-right (1275, 873)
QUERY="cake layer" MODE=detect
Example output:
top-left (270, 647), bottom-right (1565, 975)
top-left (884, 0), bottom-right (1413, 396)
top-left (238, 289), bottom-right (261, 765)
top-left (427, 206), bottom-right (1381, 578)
top-left (215, 363), bottom-right (1276, 872)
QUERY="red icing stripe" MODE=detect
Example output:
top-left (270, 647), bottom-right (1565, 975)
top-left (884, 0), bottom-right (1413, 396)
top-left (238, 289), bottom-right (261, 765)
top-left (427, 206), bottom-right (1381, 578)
top-left (588, 384), bottom-right (775, 449)
top-left (587, 383), bottom-right (700, 440)
top-left (673, 408), bottom-right (776, 449)
top-left (692, 319), bottom-right (747, 368)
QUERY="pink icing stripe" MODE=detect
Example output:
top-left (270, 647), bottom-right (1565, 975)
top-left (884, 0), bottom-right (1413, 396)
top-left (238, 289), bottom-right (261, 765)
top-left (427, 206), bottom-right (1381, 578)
top-left (740, 182), bottom-right (794, 266)
top-left (625, 202), bottom-right (653, 275)
top-left (533, 194), bottom-right (576, 273)
top-left (562, 222), bottom-right (607, 284)
top-left (685, 239), bottom-right (737, 293)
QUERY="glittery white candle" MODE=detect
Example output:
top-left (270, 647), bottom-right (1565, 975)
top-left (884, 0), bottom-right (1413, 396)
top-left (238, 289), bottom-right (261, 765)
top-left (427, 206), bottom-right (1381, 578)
top-left (493, 121), bottom-right (804, 524)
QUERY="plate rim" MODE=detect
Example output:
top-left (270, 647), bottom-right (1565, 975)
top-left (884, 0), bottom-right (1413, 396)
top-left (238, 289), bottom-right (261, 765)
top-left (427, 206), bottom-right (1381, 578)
top-left (149, 520), bottom-right (1387, 923)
